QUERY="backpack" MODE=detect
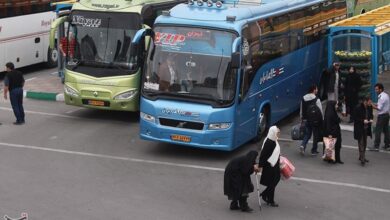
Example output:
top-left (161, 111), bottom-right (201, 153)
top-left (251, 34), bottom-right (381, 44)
top-left (303, 97), bottom-right (322, 126)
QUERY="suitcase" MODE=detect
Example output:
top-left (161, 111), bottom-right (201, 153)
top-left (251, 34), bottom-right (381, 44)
top-left (280, 156), bottom-right (295, 180)
top-left (291, 122), bottom-right (305, 140)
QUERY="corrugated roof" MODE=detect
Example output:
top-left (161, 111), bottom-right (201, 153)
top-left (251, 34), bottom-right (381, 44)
top-left (330, 4), bottom-right (390, 35)
top-left (51, 0), bottom-right (77, 6)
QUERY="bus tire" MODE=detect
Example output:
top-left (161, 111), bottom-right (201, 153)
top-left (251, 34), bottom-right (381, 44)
top-left (46, 46), bottom-right (58, 68)
top-left (253, 108), bottom-right (269, 143)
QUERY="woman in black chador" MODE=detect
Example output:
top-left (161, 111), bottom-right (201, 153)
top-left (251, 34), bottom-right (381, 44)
top-left (345, 66), bottom-right (362, 123)
top-left (324, 100), bottom-right (343, 164)
top-left (224, 150), bottom-right (258, 212)
top-left (258, 126), bottom-right (281, 207)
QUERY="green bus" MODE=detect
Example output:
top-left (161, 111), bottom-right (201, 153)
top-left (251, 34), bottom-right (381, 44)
top-left (347, 0), bottom-right (390, 16)
top-left (50, 0), bottom-right (184, 111)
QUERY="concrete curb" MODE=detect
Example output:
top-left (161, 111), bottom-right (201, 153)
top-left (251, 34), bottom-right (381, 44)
top-left (24, 91), bottom-right (64, 102)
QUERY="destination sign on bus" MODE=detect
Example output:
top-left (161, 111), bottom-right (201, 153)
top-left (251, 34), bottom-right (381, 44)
top-left (155, 30), bottom-right (212, 46)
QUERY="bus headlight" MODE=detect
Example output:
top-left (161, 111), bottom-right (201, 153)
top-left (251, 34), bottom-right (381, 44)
top-left (114, 89), bottom-right (137, 100)
top-left (64, 85), bottom-right (79, 97)
top-left (141, 112), bottom-right (155, 123)
top-left (208, 123), bottom-right (231, 130)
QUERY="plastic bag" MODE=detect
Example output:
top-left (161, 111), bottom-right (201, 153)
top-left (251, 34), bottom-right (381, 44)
top-left (280, 156), bottom-right (295, 180)
top-left (323, 137), bottom-right (336, 161)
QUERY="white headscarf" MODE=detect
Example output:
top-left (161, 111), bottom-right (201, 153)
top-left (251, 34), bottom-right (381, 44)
top-left (261, 126), bottom-right (281, 167)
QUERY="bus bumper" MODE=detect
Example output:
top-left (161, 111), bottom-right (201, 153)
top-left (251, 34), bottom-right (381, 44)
top-left (65, 94), bottom-right (139, 112)
top-left (140, 119), bottom-right (235, 151)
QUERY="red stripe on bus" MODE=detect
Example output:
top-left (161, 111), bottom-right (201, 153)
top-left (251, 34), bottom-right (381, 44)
top-left (0, 30), bottom-right (49, 43)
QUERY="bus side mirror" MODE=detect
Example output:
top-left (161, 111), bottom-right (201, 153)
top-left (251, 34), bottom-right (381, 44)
top-left (50, 16), bottom-right (68, 49)
top-left (231, 52), bottom-right (240, 69)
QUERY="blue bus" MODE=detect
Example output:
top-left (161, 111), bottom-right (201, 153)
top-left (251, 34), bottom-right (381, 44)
top-left (139, 0), bottom-right (347, 151)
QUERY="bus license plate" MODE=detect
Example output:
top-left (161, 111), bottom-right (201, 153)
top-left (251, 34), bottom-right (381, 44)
top-left (88, 100), bottom-right (105, 106)
top-left (171, 134), bottom-right (191, 143)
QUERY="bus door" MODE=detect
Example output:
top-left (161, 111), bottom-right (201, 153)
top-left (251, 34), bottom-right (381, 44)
top-left (234, 35), bottom-right (257, 146)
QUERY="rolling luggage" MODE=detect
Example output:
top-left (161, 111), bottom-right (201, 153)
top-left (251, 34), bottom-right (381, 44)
top-left (291, 122), bottom-right (305, 140)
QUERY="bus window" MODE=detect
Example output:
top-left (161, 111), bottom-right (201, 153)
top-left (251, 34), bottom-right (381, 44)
top-left (289, 9), bottom-right (305, 51)
top-left (0, 0), bottom-right (52, 18)
top-left (273, 13), bottom-right (289, 56)
top-left (240, 26), bottom-right (257, 99)
top-left (247, 22), bottom-right (262, 73)
top-left (303, 3), bottom-right (322, 45)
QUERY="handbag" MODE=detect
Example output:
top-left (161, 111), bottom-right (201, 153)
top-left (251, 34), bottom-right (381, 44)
top-left (280, 156), bottom-right (295, 180)
top-left (291, 121), bottom-right (305, 140)
top-left (322, 137), bottom-right (336, 161)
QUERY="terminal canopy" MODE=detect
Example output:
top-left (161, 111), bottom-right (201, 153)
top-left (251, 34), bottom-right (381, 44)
top-left (328, 4), bottom-right (390, 101)
top-left (330, 4), bottom-right (390, 36)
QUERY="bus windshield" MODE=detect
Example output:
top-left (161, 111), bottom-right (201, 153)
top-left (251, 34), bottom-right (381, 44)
top-left (65, 11), bottom-right (141, 77)
top-left (143, 26), bottom-right (237, 106)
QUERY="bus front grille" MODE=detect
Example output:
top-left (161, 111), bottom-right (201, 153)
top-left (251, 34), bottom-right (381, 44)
top-left (159, 118), bottom-right (204, 130)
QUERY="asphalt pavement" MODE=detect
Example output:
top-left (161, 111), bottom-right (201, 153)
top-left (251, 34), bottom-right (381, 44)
top-left (0, 66), bottom-right (389, 220)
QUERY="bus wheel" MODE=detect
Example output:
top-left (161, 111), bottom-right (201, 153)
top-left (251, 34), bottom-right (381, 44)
top-left (46, 46), bottom-right (58, 68)
top-left (253, 109), bottom-right (269, 142)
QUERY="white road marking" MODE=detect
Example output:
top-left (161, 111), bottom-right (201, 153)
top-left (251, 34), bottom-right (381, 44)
top-left (0, 141), bottom-right (389, 194)
top-left (65, 108), bottom-right (83, 114)
top-left (278, 138), bottom-right (390, 154)
top-left (25, 77), bottom-right (36, 82)
top-left (50, 72), bottom-right (58, 75)
top-left (340, 124), bottom-right (354, 132)
top-left (0, 142), bottom-right (224, 172)
top-left (290, 177), bottom-right (390, 193)
top-left (0, 106), bottom-right (78, 119)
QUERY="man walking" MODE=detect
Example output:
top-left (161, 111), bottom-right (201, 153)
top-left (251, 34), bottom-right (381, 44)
top-left (3, 62), bottom-right (25, 125)
top-left (299, 85), bottom-right (324, 155)
top-left (371, 83), bottom-right (390, 151)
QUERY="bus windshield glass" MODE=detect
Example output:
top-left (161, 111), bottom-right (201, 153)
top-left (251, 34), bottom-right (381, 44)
top-left (65, 11), bottom-right (141, 77)
top-left (143, 26), bottom-right (237, 106)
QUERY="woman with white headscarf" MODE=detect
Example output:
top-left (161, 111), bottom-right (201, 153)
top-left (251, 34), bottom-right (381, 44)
top-left (258, 126), bottom-right (281, 207)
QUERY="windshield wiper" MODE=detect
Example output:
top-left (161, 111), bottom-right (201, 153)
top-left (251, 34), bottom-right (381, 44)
top-left (70, 60), bottom-right (83, 70)
top-left (144, 90), bottom-right (227, 105)
top-left (179, 92), bottom-right (226, 104)
top-left (144, 90), bottom-right (176, 97)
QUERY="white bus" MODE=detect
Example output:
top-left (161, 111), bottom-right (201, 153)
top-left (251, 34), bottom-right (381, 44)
top-left (0, 0), bottom-right (58, 70)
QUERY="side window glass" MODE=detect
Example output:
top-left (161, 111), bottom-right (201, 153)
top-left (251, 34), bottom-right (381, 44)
top-left (304, 4), bottom-right (321, 45)
top-left (289, 9), bottom-right (305, 52)
top-left (240, 27), bottom-right (252, 99)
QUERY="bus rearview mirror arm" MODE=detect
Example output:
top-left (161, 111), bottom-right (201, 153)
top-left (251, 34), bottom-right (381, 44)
top-left (231, 37), bottom-right (241, 69)
top-left (231, 52), bottom-right (240, 69)
top-left (130, 28), bottom-right (154, 67)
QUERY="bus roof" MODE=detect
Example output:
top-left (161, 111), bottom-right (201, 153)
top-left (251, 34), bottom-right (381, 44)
top-left (71, 0), bottom-right (182, 11)
top-left (155, 0), bottom-right (325, 32)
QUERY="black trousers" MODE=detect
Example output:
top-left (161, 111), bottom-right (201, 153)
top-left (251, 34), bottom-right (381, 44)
top-left (261, 186), bottom-right (276, 203)
top-left (358, 133), bottom-right (367, 161)
top-left (335, 134), bottom-right (342, 162)
top-left (374, 114), bottom-right (390, 148)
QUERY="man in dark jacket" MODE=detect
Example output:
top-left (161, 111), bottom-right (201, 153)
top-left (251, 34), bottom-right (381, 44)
top-left (354, 97), bottom-right (373, 165)
top-left (3, 62), bottom-right (25, 125)
top-left (299, 85), bottom-right (324, 156)
top-left (326, 62), bottom-right (341, 101)
top-left (224, 150), bottom-right (258, 212)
